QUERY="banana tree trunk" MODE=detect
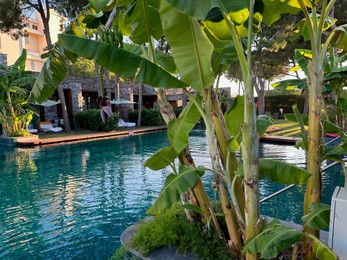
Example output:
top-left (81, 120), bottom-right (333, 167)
top-left (302, 61), bottom-right (323, 259)
top-left (241, 78), bottom-right (260, 260)
top-left (155, 89), bottom-right (214, 224)
top-left (203, 89), bottom-right (242, 257)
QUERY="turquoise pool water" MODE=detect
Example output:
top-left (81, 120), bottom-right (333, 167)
top-left (0, 129), bottom-right (344, 259)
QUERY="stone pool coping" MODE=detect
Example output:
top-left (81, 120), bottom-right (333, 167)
top-left (120, 217), bottom-right (329, 260)
top-left (4, 126), bottom-right (167, 148)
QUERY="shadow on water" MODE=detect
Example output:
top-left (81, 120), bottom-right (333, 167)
top-left (0, 129), bottom-right (344, 259)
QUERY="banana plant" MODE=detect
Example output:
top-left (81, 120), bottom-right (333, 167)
top-left (0, 49), bottom-right (37, 136)
top-left (28, 0), bottom-right (347, 259)
top-left (271, 2), bottom-right (347, 256)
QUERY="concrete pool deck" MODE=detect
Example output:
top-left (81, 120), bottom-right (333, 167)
top-left (5, 125), bottom-right (301, 148)
top-left (14, 126), bottom-right (168, 147)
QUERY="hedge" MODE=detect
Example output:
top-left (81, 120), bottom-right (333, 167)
top-left (128, 109), bottom-right (165, 126)
top-left (74, 109), bottom-right (119, 131)
top-left (257, 94), bottom-right (305, 118)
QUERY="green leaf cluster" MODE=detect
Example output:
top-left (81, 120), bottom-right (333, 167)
top-left (131, 207), bottom-right (234, 259)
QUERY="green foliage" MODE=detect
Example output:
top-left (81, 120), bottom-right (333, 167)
top-left (243, 220), bottom-right (304, 259)
top-left (302, 203), bottom-right (330, 230)
top-left (146, 166), bottom-right (204, 216)
top-left (128, 109), bottom-right (165, 126)
top-left (309, 234), bottom-right (339, 260)
top-left (263, 94), bottom-right (305, 116)
top-left (259, 159), bottom-right (311, 185)
top-left (168, 95), bottom-right (202, 154)
top-left (74, 109), bottom-right (119, 132)
top-left (0, 49), bottom-right (37, 136)
top-left (131, 207), bottom-right (234, 259)
top-left (144, 146), bottom-right (177, 171)
top-left (65, 57), bottom-right (96, 78)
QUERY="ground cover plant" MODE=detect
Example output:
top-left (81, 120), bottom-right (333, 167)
top-left (29, 0), bottom-right (347, 259)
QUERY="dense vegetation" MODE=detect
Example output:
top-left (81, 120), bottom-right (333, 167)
top-left (128, 109), bottom-right (165, 126)
top-left (74, 109), bottom-right (119, 132)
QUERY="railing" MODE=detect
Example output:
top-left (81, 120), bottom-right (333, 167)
top-left (260, 157), bottom-right (347, 204)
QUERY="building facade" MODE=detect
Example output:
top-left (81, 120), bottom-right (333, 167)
top-left (0, 9), bottom-right (65, 72)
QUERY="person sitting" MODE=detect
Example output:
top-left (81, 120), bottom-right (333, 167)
top-left (98, 96), bottom-right (112, 124)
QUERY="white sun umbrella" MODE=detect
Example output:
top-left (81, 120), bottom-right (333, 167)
top-left (110, 98), bottom-right (136, 105)
top-left (32, 99), bottom-right (61, 107)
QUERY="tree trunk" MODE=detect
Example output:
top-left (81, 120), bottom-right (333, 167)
top-left (302, 61), bottom-right (323, 259)
top-left (95, 62), bottom-right (101, 96)
top-left (35, 1), bottom-right (71, 132)
top-left (137, 83), bottom-right (143, 126)
top-left (57, 85), bottom-right (71, 132)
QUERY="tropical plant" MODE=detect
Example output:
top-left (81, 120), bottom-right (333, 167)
top-left (0, 49), bottom-right (36, 136)
top-left (29, 0), bottom-right (347, 259)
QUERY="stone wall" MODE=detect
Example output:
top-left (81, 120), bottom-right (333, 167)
top-left (42, 76), bottom-right (185, 123)
top-left (0, 54), bottom-right (7, 66)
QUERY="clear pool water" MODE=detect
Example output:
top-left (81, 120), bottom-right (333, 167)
top-left (0, 128), bottom-right (344, 259)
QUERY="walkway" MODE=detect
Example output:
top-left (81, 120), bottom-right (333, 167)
top-left (15, 126), bottom-right (167, 147)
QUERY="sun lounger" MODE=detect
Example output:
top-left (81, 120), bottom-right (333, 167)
top-left (26, 124), bottom-right (38, 134)
top-left (118, 119), bottom-right (136, 127)
top-left (39, 122), bottom-right (63, 133)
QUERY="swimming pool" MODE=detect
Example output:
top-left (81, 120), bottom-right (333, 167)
top-left (0, 129), bottom-right (344, 259)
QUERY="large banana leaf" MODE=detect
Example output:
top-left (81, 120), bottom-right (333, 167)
top-left (122, 0), bottom-right (163, 44)
top-left (243, 220), bottom-right (304, 259)
top-left (309, 234), bottom-right (338, 260)
top-left (165, 0), bottom-right (218, 20)
top-left (29, 46), bottom-right (67, 103)
top-left (144, 146), bottom-right (177, 171)
top-left (259, 159), bottom-right (311, 185)
top-left (321, 140), bottom-right (347, 161)
top-left (59, 33), bottom-right (187, 89)
top-left (256, 115), bottom-right (273, 137)
top-left (123, 44), bottom-right (177, 73)
top-left (13, 49), bottom-right (27, 71)
top-left (224, 95), bottom-right (244, 137)
top-left (168, 95), bottom-right (202, 154)
top-left (302, 202), bottom-right (330, 230)
top-left (291, 15), bottom-right (337, 41)
top-left (146, 166), bottom-right (204, 215)
top-left (272, 78), bottom-right (308, 91)
top-left (331, 25), bottom-right (347, 51)
top-left (159, 1), bottom-right (215, 90)
top-left (261, 0), bottom-right (302, 25)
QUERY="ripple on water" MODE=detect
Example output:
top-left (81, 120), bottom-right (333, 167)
top-left (0, 130), bottom-right (344, 259)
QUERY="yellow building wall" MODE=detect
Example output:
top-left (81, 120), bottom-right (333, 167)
top-left (0, 9), bottom-right (65, 72)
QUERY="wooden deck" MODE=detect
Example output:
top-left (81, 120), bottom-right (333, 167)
top-left (15, 126), bottom-right (167, 147)
top-left (260, 134), bottom-right (300, 144)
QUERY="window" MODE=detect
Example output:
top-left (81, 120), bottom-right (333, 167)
top-left (31, 60), bottom-right (35, 70)
top-left (25, 36), bottom-right (29, 44)
top-left (32, 24), bottom-right (38, 30)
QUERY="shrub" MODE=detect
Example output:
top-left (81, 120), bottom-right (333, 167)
top-left (128, 109), bottom-right (165, 126)
top-left (256, 94), bottom-right (305, 115)
top-left (129, 206), bottom-right (234, 260)
top-left (74, 109), bottom-right (119, 131)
